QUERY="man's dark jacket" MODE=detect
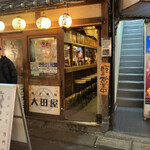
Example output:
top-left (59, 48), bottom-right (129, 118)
top-left (0, 56), bottom-right (17, 84)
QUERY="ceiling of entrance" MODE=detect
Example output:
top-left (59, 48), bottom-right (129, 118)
top-left (120, 0), bottom-right (150, 19)
top-left (0, 0), bottom-right (100, 15)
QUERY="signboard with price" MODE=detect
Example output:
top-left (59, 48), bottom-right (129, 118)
top-left (99, 63), bottom-right (110, 95)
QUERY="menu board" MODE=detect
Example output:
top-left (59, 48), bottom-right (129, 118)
top-left (0, 84), bottom-right (16, 150)
top-left (30, 37), bottom-right (57, 77)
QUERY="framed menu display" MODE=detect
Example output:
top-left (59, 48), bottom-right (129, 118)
top-left (30, 37), bottom-right (57, 77)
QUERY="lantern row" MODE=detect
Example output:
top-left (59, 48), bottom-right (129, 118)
top-left (0, 13), bottom-right (72, 31)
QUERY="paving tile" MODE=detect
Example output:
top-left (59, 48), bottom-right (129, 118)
top-left (95, 136), bottom-right (131, 150)
top-left (132, 142), bottom-right (150, 150)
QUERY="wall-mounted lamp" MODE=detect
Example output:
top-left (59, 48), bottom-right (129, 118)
top-left (12, 16), bottom-right (26, 30)
top-left (59, 13), bottom-right (72, 28)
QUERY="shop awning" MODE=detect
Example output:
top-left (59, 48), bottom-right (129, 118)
top-left (121, 0), bottom-right (150, 19)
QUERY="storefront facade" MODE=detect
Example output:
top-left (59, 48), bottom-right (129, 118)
top-left (0, 0), bottom-right (112, 134)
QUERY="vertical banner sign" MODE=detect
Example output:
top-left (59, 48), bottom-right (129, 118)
top-left (0, 84), bottom-right (16, 150)
top-left (29, 85), bottom-right (60, 115)
top-left (99, 63), bottom-right (110, 95)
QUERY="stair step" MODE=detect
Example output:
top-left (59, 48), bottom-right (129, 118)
top-left (118, 81), bottom-right (144, 89)
top-left (122, 39), bottom-right (143, 44)
top-left (120, 61), bottom-right (144, 67)
top-left (123, 34), bottom-right (143, 39)
top-left (121, 50), bottom-right (143, 55)
top-left (120, 56), bottom-right (144, 61)
top-left (124, 20), bottom-right (144, 25)
top-left (121, 44), bottom-right (143, 49)
top-left (116, 97), bottom-right (143, 107)
top-left (117, 88), bottom-right (144, 99)
top-left (123, 30), bottom-right (143, 34)
top-left (119, 73), bottom-right (144, 81)
top-left (124, 25), bottom-right (143, 30)
top-left (119, 67), bottom-right (144, 74)
top-left (121, 48), bottom-right (143, 51)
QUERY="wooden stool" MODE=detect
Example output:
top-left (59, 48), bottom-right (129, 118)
top-left (82, 76), bottom-right (92, 103)
top-left (74, 79), bottom-right (86, 107)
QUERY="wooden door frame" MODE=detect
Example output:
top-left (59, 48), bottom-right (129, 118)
top-left (0, 28), bottom-right (65, 120)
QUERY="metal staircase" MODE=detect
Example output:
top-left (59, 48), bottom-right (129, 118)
top-left (116, 20), bottom-right (144, 108)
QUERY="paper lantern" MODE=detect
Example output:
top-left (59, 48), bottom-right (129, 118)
top-left (0, 21), bottom-right (5, 31)
top-left (59, 13), bottom-right (72, 28)
top-left (12, 17), bottom-right (26, 30)
top-left (36, 16), bottom-right (51, 29)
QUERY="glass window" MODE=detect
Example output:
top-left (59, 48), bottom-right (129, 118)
top-left (72, 46), bottom-right (84, 66)
top-left (4, 39), bottom-right (23, 76)
top-left (85, 48), bottom-right (93, 64)
top-left (64, 44), bottom-right (71, 67)
top-left (30, 37), bottom-right (57, 77)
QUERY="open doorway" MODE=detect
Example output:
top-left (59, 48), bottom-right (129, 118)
top-left (64, 26), bottom-right (98, 122)
top-left (114, 19), bottom-right (150, 137)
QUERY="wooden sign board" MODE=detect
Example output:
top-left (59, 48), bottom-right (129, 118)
top-left (99, 63), bottom-right (110, 95)
top-left (0, 84), bottom-right (31, 150)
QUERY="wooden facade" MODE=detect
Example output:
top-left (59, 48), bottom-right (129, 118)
top-left (0, 1), bottom-right (110, 124)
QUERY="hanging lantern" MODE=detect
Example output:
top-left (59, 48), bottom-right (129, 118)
top-left (0, 21), bottom-right (5, 32)
top-left (36, 16), bottom-right (51, 29)
top-left (59, 13), bottom-right (72, 28)
top-left (12, 17), bottom-right (26, 30)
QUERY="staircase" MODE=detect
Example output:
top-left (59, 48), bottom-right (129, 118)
top-left (116, 20), bottom-right (144, 108)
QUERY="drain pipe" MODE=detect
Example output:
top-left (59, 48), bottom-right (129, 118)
top-left (110, 0), bottom-right (115, 129)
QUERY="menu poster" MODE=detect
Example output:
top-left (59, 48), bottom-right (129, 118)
top-left (99, 63), bottom-right (110, 95)
top-left (145, 54), bottom-right (150, 104)
top-left (30, 37), bottom-right (57, 76)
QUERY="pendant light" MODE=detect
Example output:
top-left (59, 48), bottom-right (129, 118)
top-left (12, 16), bottom-right (26, 30)
top-left (59, 4), bottom-right (72, 28)
top-left (0, 21), bottom-right (5, 32)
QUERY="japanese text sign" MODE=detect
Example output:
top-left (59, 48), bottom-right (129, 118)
top-left (99, 63), bottom-right (110, 95)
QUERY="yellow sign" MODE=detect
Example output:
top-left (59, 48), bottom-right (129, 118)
top-left (99, 63), bottom-right (110, 95)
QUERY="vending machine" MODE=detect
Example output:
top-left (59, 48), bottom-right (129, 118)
top-left (144, 36), bottom-right (150, 120)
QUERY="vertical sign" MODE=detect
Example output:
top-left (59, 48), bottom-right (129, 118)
top-left (99, 63), bottom-right (110, 95)
top-left (0, 84), bottom-right (16, 150)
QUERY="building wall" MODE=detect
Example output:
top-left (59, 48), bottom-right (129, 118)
top-left (119, 0), bottom-right (139, 11)
top-left (115, 21), bottom-right (123, 103)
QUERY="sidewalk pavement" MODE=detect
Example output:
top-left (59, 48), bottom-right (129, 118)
top-left (11, 130), bottom-right (150, 150)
